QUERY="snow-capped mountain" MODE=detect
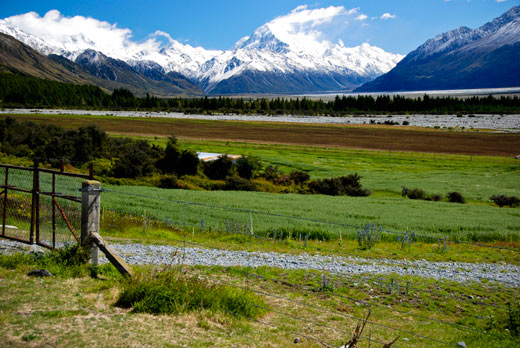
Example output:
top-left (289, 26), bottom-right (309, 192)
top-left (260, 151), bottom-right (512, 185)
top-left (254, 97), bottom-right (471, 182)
top-left (0, 8), bottom-right (403, 95)
top-left (356, 6), bottom-right (520, 92)
top-left (197, 22), bottom-right (402, 93)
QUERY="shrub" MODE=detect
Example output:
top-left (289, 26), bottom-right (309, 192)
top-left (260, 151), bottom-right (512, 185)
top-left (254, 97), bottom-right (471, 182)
top-left (158, 175), bottom-right (178, 189)
top-left (309, 174), bottom-right (370, 197)
top-left (116, 270), bottom-right (267, 318)
top-left (262, 165), bottom-right (283, 182)
top-left (447, 191), bottom-right (465, 204)
top-left (177, 149), bottom-right (200, 176)
top-left (491, 194), bottom-right (520, 208)
top-left (486, 300), bottom-right (520, 337)
top-left (289, 170), bottom-right (310, 186)
top-left (236, 156), bottom-right (261, 179)
top-left (427, 194), bottom-right (443, 202)
top-left (203, 155), bottom-right (234, 180)
top-left (224, 175), bottom-right (257, 191)
top-left (111, 142), bottom-right (155, 178)
top-left (401, 187), bottom-right (426, 200)
top-left (156, 136), bottom-right (181, 174)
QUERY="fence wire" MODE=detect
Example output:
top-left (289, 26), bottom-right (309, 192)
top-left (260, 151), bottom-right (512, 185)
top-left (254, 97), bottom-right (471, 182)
top-left (102, 188), bottom-right (520, 252)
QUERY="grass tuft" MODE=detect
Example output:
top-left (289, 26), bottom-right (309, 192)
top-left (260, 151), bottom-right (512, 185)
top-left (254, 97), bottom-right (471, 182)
top-left (116, 270), bottom-right (267, 318)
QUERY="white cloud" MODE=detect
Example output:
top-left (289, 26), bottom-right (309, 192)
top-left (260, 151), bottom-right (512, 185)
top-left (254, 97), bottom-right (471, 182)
top-left (0, 9), bottom-right (208, 62)
top-left (380, 13), bottom-right (397, 20)
top-left (356, 14), bottom-right (368, 21)
top-left (1, 10), bottom-right (137, 57)
top-left (265, 5), bottom-right (364, 52)
top-left (496, 0), bottom-right (507, 2)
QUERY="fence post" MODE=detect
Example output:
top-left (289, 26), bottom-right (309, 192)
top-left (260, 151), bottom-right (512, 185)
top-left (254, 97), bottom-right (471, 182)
top-left (81, 180), bottom-right (100, 265)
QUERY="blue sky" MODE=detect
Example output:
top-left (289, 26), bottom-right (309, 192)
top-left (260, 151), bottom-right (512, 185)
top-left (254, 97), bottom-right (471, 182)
top-left (0, 0), bottom-right (516, 54)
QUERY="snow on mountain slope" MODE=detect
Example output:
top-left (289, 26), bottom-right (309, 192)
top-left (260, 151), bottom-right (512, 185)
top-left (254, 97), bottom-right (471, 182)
top-left (355, 5), bottom-right (520, 92)
top-left (0, 6), bottom-right (403, 94)
top-left (0, 11), bottom-right (221, 79)
top-left (199, 6), bottom-right (403, 92)
top-left (407, 5), bottom-right (520, 62)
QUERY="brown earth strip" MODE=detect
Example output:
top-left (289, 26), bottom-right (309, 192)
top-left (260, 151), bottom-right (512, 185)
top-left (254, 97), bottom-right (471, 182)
top-left (3, 114), bottom-right (520, 156)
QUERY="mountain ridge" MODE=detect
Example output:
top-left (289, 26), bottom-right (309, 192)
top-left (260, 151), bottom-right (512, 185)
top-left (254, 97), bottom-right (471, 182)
top-left (0, 10), bottom-right (403, 95)
top-left (356, 6), bottom-right (520, 92)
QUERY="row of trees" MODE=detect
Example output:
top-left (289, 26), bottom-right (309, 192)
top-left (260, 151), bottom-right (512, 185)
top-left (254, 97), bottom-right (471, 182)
top-left (2, 73), bottom-right (520, 114)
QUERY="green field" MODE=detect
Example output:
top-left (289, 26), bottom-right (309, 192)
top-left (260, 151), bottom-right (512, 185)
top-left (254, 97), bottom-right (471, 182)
top-left (177, 139), bottom-right (520, 201)
top-left (81, 139), bottom-right (518, 244)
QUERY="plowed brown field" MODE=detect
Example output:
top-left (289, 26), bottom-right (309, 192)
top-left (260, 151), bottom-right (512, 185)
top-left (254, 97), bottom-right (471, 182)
top-left (4, 114), bottom-right (520, 156)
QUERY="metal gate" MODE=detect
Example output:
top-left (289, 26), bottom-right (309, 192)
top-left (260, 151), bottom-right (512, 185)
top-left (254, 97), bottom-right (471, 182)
top-left (0, 161), bottom-right (93, 249)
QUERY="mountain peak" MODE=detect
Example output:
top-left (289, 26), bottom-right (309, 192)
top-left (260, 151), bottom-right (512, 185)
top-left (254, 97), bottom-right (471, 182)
top-left (234, 24), bottom-right (289, 53)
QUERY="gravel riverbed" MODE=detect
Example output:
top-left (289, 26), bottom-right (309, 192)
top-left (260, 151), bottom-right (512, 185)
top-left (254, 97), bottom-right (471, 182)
top-left (2, 239), bottom-right (518, 286)
top-left (2, 108), bottom-right (519, 132)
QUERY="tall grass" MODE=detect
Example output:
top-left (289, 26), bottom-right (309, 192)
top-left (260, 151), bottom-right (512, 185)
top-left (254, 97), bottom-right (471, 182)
top-left (116, 269), bottom-right (267, 317)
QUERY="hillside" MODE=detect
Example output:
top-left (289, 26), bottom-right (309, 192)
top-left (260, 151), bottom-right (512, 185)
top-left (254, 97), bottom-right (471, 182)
top-left (0, 33), bottom-right (202, 96)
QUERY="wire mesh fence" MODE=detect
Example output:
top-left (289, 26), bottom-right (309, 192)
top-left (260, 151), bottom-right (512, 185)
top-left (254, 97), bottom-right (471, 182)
top-left (0, 163), bottom-right (90, 249)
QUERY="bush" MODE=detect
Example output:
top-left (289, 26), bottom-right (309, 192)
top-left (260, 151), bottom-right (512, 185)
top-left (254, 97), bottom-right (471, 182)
top-left (177, 149), bottom-right (199, 176)
top-left (427, 194), bottom-right (443, 202)
top-left (491, 194), bottom-right (520, 208)
top-left (309, 174), bottom-right (370, 197)
top-left (158, 175), bottom-right (178, 189)
top-left (236, 156), bottom-right (261, 179)
top-left (116, 270), bottom-right (267, 317)
top-left (402, 187), bottom-right (426, 200)
top-left (262, 165), bottom-right (283, 182)
top-left (224, 176), bottom-right (257, 191)
top-left (447, 191), bottom-right (465, 204)
top-left (486, 300), bottom-right (520, 337)
top-left (289, 170), bottom-right (310, 186)
top-left (203, 155), bottom-right (234, 180)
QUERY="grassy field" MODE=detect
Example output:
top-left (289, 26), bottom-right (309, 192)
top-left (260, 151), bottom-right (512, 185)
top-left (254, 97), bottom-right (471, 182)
top-left (1, 253), bottom-right (519, 348)
top-left (99, 184), bottom-right (520, 243)
top-left (176, 139), bottom-right (520, 201)
top-left (2, 113), bottom-right (520, 156)
top-left (1, 122), bottom-right (519, 245)
top-left (1, 113), bottom-right (519, 347)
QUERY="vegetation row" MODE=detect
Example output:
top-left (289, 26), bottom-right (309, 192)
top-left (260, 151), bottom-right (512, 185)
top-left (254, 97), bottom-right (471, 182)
top-left (2, 72), bottom-right (520, 114)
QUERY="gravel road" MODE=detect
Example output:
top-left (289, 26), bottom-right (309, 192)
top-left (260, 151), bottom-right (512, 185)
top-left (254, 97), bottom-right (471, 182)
top-left (2, 239), bottom-right (518, 286)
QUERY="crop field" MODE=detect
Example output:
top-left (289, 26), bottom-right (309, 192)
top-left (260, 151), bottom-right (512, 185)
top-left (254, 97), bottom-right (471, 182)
top-left (2, 113), bottom-right (520, 156)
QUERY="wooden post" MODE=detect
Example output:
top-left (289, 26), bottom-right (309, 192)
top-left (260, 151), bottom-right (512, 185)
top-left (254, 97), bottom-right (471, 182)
top-left (81, 180), bottom-right (100, 265)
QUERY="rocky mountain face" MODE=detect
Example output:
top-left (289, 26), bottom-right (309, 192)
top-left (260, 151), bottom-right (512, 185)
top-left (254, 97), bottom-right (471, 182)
top-left (356, 6), bottom-right (520, 92)
top-left (0, 13), bottom-right (403, 95)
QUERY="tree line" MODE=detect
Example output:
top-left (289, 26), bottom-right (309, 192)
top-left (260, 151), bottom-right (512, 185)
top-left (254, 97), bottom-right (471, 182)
top-left (1, 72), bottom-right (520, 114)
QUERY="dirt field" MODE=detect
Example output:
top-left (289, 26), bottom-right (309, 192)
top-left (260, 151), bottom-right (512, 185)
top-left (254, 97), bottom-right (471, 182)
top-left (3, 113), bottom-right (520, 156)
